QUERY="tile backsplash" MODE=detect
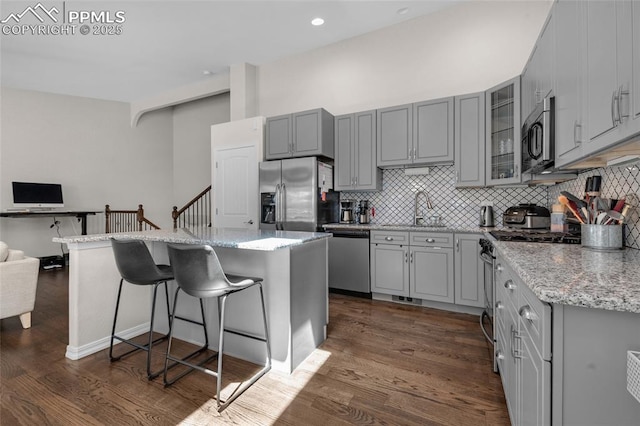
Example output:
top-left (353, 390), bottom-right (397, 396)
top-left (341, 166), bottom-right (548, 228)
top-left (549, 160), bottom-right (640, 249)
top-left (340, 161), bottom-right (640, 249)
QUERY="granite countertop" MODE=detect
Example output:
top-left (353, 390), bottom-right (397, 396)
top-left (53, 227), bottom-right (330, 251)
top-left (323, 223), bottom-right (492, 233)
top-left (494, 241), bottom-right (640, 314)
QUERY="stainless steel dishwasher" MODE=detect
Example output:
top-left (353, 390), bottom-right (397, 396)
top-left (328, 229), bottom-right (371, 295)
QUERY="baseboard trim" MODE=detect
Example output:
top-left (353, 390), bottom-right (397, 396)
top-left (65, 322), bottom-right (150, 360)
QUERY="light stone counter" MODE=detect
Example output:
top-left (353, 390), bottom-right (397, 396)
top-left (54, 227), bottom-right (330, 250)
top-left (323, 223), bottom-right (492, 233)
top-left (493, 241), bottom-right (640, 313)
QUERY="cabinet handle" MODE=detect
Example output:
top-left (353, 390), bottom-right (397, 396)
top-left (504, 280), bottom-right (516, 291)
top-left (519, 305), bottom-right (536, 321)
top-left (511, 324), bottom-right (523, 359)
top-left (611, 90), bottom-right (618, 126)
top-left (426, 238), bottom-right (435, 243)
top-left (455, 239), bottom-right (459, 251)
top-left (514, 164), bottom-right (519, 178)
top-left (385, 236), bottom-right (394, 241)
top-left (405, 252), bottom-right (408, 263)
top-left (455, 170), bottom-right (459, 183)
top-left (354, 176), bottom-right (358, 186)
top-left (617, 86), bottom-right (629, 123)
top-left (410, 252), bottom-right (414, 263)
top-left (573, 121), bottom-right (582, 145)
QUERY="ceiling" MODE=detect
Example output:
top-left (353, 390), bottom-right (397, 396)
top-left (0, 1), bottom-right (464, 102)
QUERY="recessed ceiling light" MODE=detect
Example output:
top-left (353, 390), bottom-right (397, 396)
top-left (202, 70), bottom-right (213, 76)
top-left (311, 17), bottom-right (325, 26)
top-left (397, 7), bottom-right (410, 15)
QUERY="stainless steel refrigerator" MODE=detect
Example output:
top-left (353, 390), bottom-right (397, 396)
top-left (259, 157), bottom-right (339, 231)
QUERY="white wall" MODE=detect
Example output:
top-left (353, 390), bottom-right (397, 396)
top-left (0, 87), bottom-right (174, 257)
top-left (172, 93), bottom-right (230, 208)
top-left (258, 0), bottom-right (552, 116)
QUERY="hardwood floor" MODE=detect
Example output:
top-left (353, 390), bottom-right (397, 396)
top-left (1, 268), bottom-right (509, 425)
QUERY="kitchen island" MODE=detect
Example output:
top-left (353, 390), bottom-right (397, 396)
top-left (491, 241), bottom-right (640, 426)
top-left (54, 228), bottom-right (331, 374)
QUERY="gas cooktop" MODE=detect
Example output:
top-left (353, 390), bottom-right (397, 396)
top-left (490, 229), bottom-right (581, 244)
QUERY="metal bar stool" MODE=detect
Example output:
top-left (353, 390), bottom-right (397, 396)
top-left (109, 239), bottom-right (208, 380)
top-left (164, 244), bottom-right (271, 412)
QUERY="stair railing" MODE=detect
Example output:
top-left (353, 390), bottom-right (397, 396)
top-left (105, 204), bottom-right (161, 233)
top-left (172, 185), bottom-right (212, 230)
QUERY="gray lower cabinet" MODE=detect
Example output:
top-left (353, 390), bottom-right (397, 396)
top-left (266, 108), bottom-right (334, 160)
top-left (453, 233), bottom-right (484, 308)
top-left (370, 238), bottom-right (409, 296)
top-left (495, 251), bottom-right (640, 425)
top-left (371, 231), bottom-right (454, 303)
top-left (494, 254), bottom-right (551, 426)
top-left (454, 92), bottom-right (485, 187)
top-left (334, 110), bottom-right (381, 191)
top-left (377, 97), bottom-right (454, 168)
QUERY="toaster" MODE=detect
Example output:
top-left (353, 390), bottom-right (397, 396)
top-left (503, 204), bottom-right (551, 229)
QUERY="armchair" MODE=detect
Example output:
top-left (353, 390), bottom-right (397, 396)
top-left (0, 241), bottom-right (40, 328)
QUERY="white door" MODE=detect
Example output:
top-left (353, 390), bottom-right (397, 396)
top-left (213, 144), bottom-right (258, 229)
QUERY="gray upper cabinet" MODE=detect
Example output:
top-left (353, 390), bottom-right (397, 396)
top-left (486, 77), bottom-right (522, 186)
top-left (584, 0), bottom-right (634, 153)
top-left (454, 92), bottom-right (486, 187)
top-left (413, 97), bottom-right (454, 164)
top-left (266, 108), bottom-right (334, 160)
top-left (522, 11), bottom-right (554, 122)
top-left (265, 114), bottom-right (293, 159)
top-left (377, 104), bottom-right (413, 167)
top-left (377, 97), bottom-right (454, 168)
top-left (555, 0), bottom-right (586, 167)
top-left (334, 110), bottom-right (381, 191)
top-left (631, 1), bottom-right (640, 130)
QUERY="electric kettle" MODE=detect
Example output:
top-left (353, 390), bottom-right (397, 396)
top-left (480, 205), bottom-right (494, 227)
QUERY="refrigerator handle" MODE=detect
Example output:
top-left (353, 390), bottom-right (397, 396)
top-left (281, 183), bottom-right (286, 228)
top-left (275, 184), bottom-right (281, 229)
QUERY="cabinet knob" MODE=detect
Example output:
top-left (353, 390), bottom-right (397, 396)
top-left (519, 305), bottom-right (536, 321)
top-left (495, 301), bottom-right (504, 310)
top-left (495, 350), bottom-right (505, 361)
top-left (504, 280), bottom-right (516, 291)
top-left (385, 236), bottom-right (394, 241)
top-left (496, 263), bottom-right (503, 272)
top-left (426, 238), bottom-right (435, 243)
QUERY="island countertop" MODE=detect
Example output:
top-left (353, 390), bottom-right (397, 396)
top-left (493, 241), bottom-right (640, 314)
top-left (54, 227), bottom-right (331, 251)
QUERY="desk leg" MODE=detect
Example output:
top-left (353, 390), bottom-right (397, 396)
top-left (77, 214), bottom-right (88, 235)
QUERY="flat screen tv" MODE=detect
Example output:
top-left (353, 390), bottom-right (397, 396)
top-left (12, 181), bottom-right (64, 209)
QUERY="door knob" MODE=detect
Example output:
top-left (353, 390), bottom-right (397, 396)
top-left (245, 219), bottom-right (254, 225)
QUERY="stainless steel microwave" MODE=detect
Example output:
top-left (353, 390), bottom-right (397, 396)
top-left (521, 96), bottom-right (555, 174)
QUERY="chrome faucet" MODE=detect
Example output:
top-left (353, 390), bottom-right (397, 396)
top-left (414, 190), bottom-right (433, 225)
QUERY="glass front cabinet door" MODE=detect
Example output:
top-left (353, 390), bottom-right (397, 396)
top-left (486, 77), bottom-right (521, 186)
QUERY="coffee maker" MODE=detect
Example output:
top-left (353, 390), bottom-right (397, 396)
top-left (358, 200), bottom-right (370, 224)
top-left (340, 200), bottom-right (355, 223)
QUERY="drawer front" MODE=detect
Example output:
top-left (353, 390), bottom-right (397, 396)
top-left (518, 283), bottom-right (552, 361)
top-left (370, 230), bottom-right (409, 245)
top-left (409, 231), bottom-right (453, 247)
top-left (495, 259), bottom-right (518, 310)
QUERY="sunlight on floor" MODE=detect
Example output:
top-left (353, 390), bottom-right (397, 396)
top-left (177, 348), bottom-right (332, 423)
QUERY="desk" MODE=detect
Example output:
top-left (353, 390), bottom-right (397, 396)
top-left (0, 210), bottom-right (100, 235)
